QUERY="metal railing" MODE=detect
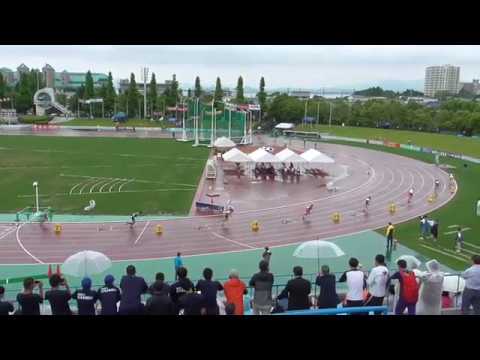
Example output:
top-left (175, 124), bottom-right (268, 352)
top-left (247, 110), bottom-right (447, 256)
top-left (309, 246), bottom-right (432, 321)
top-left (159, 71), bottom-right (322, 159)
top-left (273, 306), bottom-right (389, 316)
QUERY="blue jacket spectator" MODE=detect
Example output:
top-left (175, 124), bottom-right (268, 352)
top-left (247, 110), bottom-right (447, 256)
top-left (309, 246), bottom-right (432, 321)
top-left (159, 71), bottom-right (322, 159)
top-left (195, 268), bottom-right (223, 315)
top-left (72, 277), bottom-right (98, 315)
top-left (97, 275), bottom-right (121, 315)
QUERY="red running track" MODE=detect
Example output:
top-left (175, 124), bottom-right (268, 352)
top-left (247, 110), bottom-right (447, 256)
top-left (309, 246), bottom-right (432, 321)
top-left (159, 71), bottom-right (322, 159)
top-left (0, 143), bottom-right (455, 264)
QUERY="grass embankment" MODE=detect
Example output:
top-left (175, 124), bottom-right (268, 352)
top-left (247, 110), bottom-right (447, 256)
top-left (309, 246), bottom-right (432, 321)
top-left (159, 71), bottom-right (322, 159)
top-left (297, 124), bottom-right (480, 159)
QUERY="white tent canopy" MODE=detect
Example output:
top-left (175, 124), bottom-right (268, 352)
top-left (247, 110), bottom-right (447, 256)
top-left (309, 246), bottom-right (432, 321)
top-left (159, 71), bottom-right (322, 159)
top-left (223, 148), bottom-right (251, 162)
top-left (276, 148), bottom-right (306, 163)
top-left (214, 136), bottom-right (236, 148)
top-left (249, 148), bottom-right (281, 163)
top-left (301, 149), bottom-right (335, 164)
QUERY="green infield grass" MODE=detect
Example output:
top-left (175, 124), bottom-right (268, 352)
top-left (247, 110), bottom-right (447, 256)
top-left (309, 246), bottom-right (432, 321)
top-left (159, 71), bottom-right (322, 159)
top-left (0, 135), bottom-right (209, 215)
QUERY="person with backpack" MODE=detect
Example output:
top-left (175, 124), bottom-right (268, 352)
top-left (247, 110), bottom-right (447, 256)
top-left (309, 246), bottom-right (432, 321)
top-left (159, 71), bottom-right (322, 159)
top-left (387, 259), bottom-right (420, 315)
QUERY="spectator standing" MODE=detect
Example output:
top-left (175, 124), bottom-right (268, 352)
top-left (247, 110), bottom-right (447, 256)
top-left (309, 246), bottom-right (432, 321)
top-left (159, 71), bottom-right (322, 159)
top-left (97, 275), bottom-right (121, 315)
top-left (419, 216), bottom-right (429, 240)
top-left (119, 265), bottom-right (148, 315)
top-left (386, 223), bottom-right (395, 250)
top-left (72, 277), bottom-right (98, 316)
top-left (431, 220), bottom-right (439, 242)
top-left (455, 227), bottom-right (464, 253)
top-left (195, 268), bottom-right (224, 315)
top-left (365, 254), bottom-right (389, 308)
top-left (461, 254), bottom-right (480, 315)
top-left (179, 288), bottom-right (206, 315)
top-left (148, 272), bottom-right (170, 296)
top-left (16, 278), bottom-right (44, 316)
top-left (262, 247), bottom-right (272, 264)
top-left (387, 259), bottom-right (420, 315)
top-left (339, 258), bottom-right (367, 308)
top-left (277, 266), bottom-right (311, 311)
top-left (315, 265), bottom-right (340, 309)
top-left (145, 281), bottom-right (175, 315)
top-left (45, 274), bottom-right (72, 315)
top-left (174, 253), bottom-right (183, 280)
top-left (0, 286), bottom-right (14, 315)
top-left (249, 260), bottom-right (274, 315)
top-left (170, 267), bottom-right (195, 314)
top-left (416, 260), bottom-right (444, 315)
top-left (223, 269), bottom-right (248, 315)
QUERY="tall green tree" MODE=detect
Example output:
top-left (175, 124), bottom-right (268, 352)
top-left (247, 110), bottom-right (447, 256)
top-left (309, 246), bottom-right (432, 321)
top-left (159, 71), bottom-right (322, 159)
top-left (194, 76), bottom-right (202, 98)
top-left (84, 71), bottom-right (95, 99)
top-left (15, 73), bottom-right (33, 114)
top-left (104, 71), bottom-right (116, 116)
top-left (235, 76), bottom-right (244, 103)
top-left (148, 72), bottom-right (158, 113)
top-left (214, 77), bottom-right (223, 102)
top-left (257, 76), bottom-right (267, 115)
top-left (127, 73), bottom-right (140, 117)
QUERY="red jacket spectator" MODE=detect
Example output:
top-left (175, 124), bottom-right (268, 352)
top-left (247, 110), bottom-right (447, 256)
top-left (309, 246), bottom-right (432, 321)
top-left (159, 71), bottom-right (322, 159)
top-left (223, 270), bottom-right (247, 315)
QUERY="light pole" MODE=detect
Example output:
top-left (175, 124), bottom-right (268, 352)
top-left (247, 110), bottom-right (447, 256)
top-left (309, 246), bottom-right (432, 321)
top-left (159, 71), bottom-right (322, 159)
top-left (193, 97), bottom-right (200, 146)
top-left (179, 96), bottom-right (187, 141)
top-left (32, 182), bottom-right (39, 213)
top-left (141, 67), bottom-right (149, 119)
top-left (316, 101), bottom-right (320, 126)
top-left (228, 105), bottom-right (232, 139)
top-left (209, 99), bottom-right (215, 147)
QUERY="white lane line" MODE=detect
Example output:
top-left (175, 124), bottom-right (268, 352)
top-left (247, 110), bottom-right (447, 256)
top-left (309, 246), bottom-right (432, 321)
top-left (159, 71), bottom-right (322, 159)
top-left (0, 227), bottom-right (17, 241)
top-left (420, 244), bottom-right (468, 263)
top-left (134, 221), bottom-right (150, 245)
top-left (79, 179), bottom-right (101, 194)
top-left (444, 228), bottom-right (471, 235)
top-left (69, 182), bottom-right (83, 195)
top-left (15, 223), bottom-right (45, 264)
top-left (464, 241), bottom-right (480, 250)
top-left (99, 179), bottom-right (118, 193)
top-left (118, 179), bottom-right (135, 192)
top-left (447, 225), bottom-right (459, 228)
top-left (211, 231), bottom-right (255, 249)
top-left (109, 179), bottom-right (125, 192)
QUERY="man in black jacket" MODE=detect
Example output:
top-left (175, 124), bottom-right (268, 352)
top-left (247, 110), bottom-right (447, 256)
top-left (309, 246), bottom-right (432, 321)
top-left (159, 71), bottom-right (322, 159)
top-left (249, 260), bottom-right (274, 315)
top-left (277, 266), bottom-right (311, 311)
top-left (145, 281), bottom-right (175, 315)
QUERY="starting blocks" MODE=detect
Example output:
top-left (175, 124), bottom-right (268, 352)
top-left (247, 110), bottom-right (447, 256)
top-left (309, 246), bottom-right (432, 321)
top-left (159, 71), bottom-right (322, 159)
top-left (251, 221), bottom-right (260, 232)
top-left (54, 224), bottom-right (62, 234)
top-left (155, 225), bottom-right (163, 235)
top-left (389, 203), bottom-right (396, 214)
top-left (332, 212), bottom-right (341, 224)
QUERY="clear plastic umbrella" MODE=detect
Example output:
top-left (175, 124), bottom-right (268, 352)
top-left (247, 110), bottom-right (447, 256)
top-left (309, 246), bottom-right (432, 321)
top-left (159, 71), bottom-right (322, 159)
top-left (395, 255), bottom-right (422, 270)
top-left (443, 274), bottom-right (466, 293)
top-left (62, 250), bottom-right (112, 277)
top-left (293, 241), bottom-right (345, 272)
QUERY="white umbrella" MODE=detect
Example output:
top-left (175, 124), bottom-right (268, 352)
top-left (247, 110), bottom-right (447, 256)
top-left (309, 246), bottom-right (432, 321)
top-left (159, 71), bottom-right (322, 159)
top-left (214, 136), bottom-right (236, 149)
top-left (396, 255), bottom-right (422, 270)
top-left (443, 274), bottom-right (466, 293)
top-left (62, 250), bottom-right (112, 277)
top-left (293, 240), bottom-right (345, 272)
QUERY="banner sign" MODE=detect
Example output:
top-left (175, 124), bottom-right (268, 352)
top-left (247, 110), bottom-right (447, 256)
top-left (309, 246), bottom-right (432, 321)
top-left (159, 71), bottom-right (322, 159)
top-left (167, 107), bottom-right (187, 112)
top-left (248, 104), bottom-right (261, 111)
top-left (383, 140), bottom-right (400, 148)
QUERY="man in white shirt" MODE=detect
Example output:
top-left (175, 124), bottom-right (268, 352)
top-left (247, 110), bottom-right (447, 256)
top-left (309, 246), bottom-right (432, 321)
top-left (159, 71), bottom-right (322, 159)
top-left (339, 257), bottom-right (366, 308)
top-left (365, 254), bottom-right (389, 308)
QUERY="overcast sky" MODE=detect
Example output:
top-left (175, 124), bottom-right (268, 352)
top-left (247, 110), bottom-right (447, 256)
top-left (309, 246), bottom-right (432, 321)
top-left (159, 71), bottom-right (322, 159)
top-left (1, 45), bottom-right (479, 89)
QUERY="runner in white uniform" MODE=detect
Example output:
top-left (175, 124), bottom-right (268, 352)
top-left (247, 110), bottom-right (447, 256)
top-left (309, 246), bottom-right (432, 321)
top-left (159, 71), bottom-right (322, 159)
top-left (302, 203), bottom-right (314, 221)
top-left (408, 188), bottom-right (414, 204)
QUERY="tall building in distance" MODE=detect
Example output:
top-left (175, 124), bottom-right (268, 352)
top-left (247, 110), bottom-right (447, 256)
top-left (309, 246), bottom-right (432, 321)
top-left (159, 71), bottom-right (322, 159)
top-left (424, 65), bottom-right (460, 98)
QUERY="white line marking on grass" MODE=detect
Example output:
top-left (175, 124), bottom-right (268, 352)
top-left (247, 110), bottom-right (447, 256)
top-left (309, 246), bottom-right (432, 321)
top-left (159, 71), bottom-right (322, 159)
top-left (118, 179), bottom-right (135, 192)
top-left (444, 228), bottom-right (471, 235)
top-left (109, 179), bottom-right (126, 192)
top-left (69, 182), bottom-right (83, 195)
top-left (134, 221), bottom-right (150, 245)
top-left (420, 244), bottom-right (468, 263)
top-left (448, 225), bottom-right (459, 228)
top-left (464, 242), bottom-right (480, 250)
top-left (15, 223), bottom-right (45, 264)
top-left (99, 179), bottom-right (117, 193)
top-left (79, 179), bottom-right (101, 194)
top-left (211, 232), bottom-right (255, 249)
top-left (90, 179), bottom-right (113, 193)
top-left (54, 188), bottom-right (197, 196)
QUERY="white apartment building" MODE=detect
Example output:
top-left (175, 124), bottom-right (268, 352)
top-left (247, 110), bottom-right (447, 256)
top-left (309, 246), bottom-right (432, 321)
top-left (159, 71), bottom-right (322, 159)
top-left (424, 65), bottom-right (460, 98)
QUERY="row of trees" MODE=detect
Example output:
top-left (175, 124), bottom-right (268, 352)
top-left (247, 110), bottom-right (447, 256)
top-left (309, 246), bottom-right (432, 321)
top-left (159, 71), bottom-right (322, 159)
top-left (264, 95), bottom-right (480, 134)
top-left (0, 69), bottom-right (46, 113)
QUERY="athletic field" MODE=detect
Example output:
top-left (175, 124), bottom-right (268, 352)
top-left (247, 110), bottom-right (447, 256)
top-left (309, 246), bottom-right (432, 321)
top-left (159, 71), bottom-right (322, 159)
top-left (298, 125), bottom-right (480, 158)
top-left (0, 136), bottom-right (209, 215)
